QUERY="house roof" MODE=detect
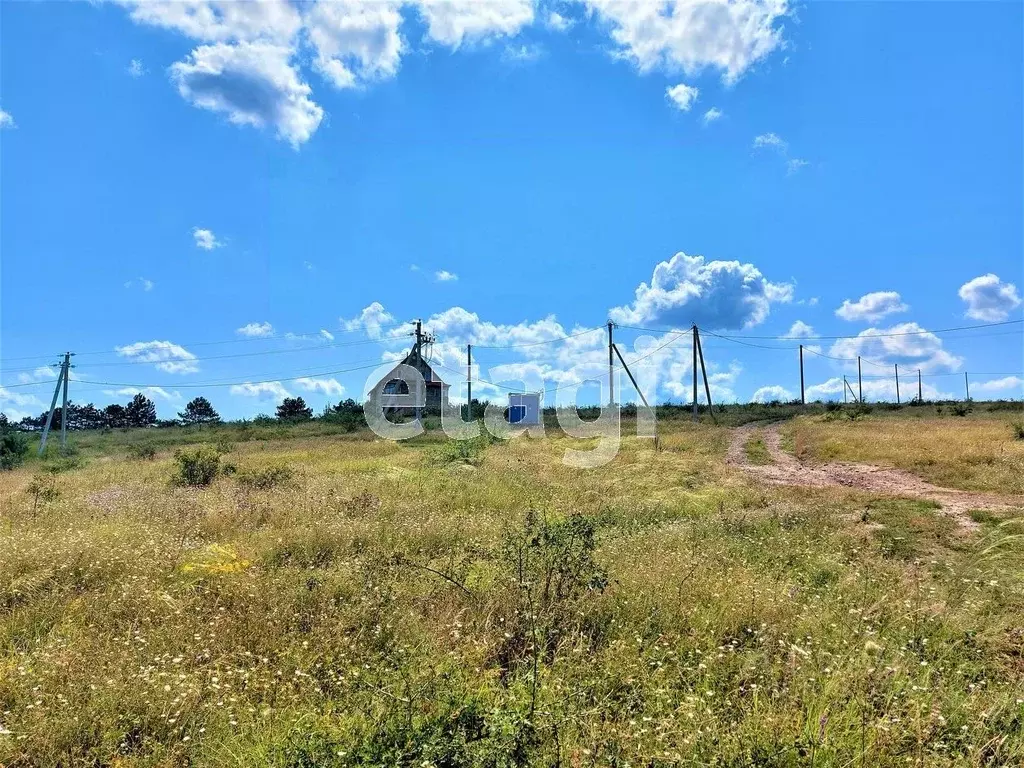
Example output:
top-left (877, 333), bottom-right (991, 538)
top-left (375, 346), bottom-right (449, 388)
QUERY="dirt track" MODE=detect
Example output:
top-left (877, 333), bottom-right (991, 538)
top-left (727, 423), bottom-right (1024, 530)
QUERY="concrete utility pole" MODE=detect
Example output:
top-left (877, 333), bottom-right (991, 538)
top-left (694, 327), bottom-right (715, 422)
top-left (799, 344), bottom-right (805, 405)
top-left (965, 372), bottom-right (970, 401)
top-left (857, 356), bottom-right (863, 403)
top-left (39, 355), bottom-right (68, 456)
top-left (60, 352), bottom-right (71, 447)
top-left (918, 369), bottom-right (923, 402)
top-left (414, 320), bottom-right (423, 364)
top-left (607, 321), bottom-right (614, 408)
top-left (895, 363), bottom-right (900, 405)
top-left (691, 325), bottom-right (698, 422)
top-left (466, 344), bottom-right (472, 421)
top-left (843, 375), bottom-right (848, 404)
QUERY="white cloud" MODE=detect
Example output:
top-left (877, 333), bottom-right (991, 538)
top-left (192, 227), bottom-right (223, 250)
top-left (835, 291), bottom-right (908, 322)
top-left (170, 42), bottom-right (323, 147)
top-left (805, 376), bottom-right (952, 403)
top-left (108, 386), bottom-right (182, 401)
top-left (828, 322), bottom-right (962, 374)
top-left (0, 387), bottom-right (43, 409)
top-left (702, 107), bottom-right (723, 125)
top-left (116, 0), bottom-right (302, 44)
top-left (786, 158), bottom-right (808, 175)
top-left (304, 260), bottom-right (315, 271)
top-left (971, 376), bottom-right (1024, 396)
top-left (582, 0), bottom-right (789, 84)
top-left (124, 277), bottom-right (155, 291)
top-left (306, 0), bottom-right (405, 89)
top-left (0, 109), bottom-right (14, 129)
top-left (665, 83), bottom-right (699, 111)
top-left (128, 58), bottom-right (145, 77)
top-left (115, 340), bottom-right (200, 374)
top-left (320, 329), bottom-right (335, 341)
top-left (958, 274), bottom-right (1022, 322)
top-left (229, 381), bottom-right (291, 399)
top-left (753, 132), bottom-right (787, 152)
top-left (17, 366), bottom-right (59, 385)
top-left (237, 321), bottom-right (274, 337)
top-left (502, 43), bottom-right (544, 63)
top-left (784, 320), bottom-right (815, 338)
top-left (609, 251), bottom-right (794, 330)
top-left (751, 385), bottom-right (792, 403)
top-left (342, 301), bottom-right (397, 338)
top-left (546, 11), bottom-right (573, 31)
top-left (435, 270), bottom-right (459, 282)
top-left (295, 377), bottom-right (345, 396)
top-left (415, 0), bottom-right (535, 48)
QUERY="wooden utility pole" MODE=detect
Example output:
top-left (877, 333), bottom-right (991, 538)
top-left (694, 327), bottom-right (716, 423)
top-left (799, 344), bottom-right (805, 405)
top-left (38, 355), bottom-right (68, 456)
top-left (466, 343), bottom-right (472, 421)
top-left (691, 325), bottom-right (698, 422)
top-left (918, 369), bottom-right (923, 402)
top-left (607, 321), bottom-right (614, 408)
top-left (857, 356), bottom-right (863, 403)
top-left (895, 363), bottom-right (900, 405)
top-left (965, 372), bottom-right (970, 401)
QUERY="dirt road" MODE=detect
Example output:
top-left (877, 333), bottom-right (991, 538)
top-left (727, 422), bottom-right (1024, 530)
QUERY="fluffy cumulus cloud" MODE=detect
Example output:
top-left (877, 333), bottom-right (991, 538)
top-left (828, 323), bottom-right (962, 374)
top-left (702, 107), bottom-right (722, 125)
top-left (971, 376), bottom-right (1023, 396)
top-left (295, 377), bottom-right (345, 396)
top-left (115, 340), bottom-right (200, 374)
top-left (435, 270), bottom-right (458, 282)
top-left (17, 366), bottom-right (59, 385)
top-left (192, 227), bottom-right (223, 250)
top-left (783, 320), bottom-right (815, 338)
top-left (108, 386), bottom-right (182, 401)
top-left (804, 376), bottom-right (952, 403)
top-left (416, 0), bottom-right (535, 48)
top-left (170, 42), bottom-right (323, 148)
top-left (835, 291), bottom-right (908, 322)
top-left (582, 0), bottom-right (788, 83)
top-left (609, 251), bottom-right (793, 330)
top-left (0, 387), bottom-right (44, 422)
top-left (229, 381), bottom-right (291, 399)
top-left (958, 274), bottom-right (1022, 322)
top-left (0, 109), bottom-right (14, 129)
top-left (666, 83), bottom-right (698, 111)
top-left (342, 301), bottom-right (397, 338)
top-left (237, 321), bottom-right (274, 337)
top-left (753, 132), bottom-right (786, 152)
top-left (306, 0), bottom-right (405, 89)
top-left (751, 384), bottom-right (792, 403)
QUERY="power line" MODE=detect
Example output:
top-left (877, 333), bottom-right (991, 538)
top-left (616, 318), bottom-right (1023, 341)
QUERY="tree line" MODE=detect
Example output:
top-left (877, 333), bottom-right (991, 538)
top-left (4, 393), bottom-right (366, 432)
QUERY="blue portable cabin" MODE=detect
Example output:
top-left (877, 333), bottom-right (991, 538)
top-left (508, 392), bottom-right (542, 425)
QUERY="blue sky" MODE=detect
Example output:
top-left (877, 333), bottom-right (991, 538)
top-left (2, 0), bottom-right (1022, 421)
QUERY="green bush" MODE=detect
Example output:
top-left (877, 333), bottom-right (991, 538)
top-left (0, 429), bottom-right (29, 471)
top-left (1011, 420), bottom-right (1024, 441)
top-left (126, 442), bottom-right (157, 460)
top-left (42, 444), bottom-right (84, 474)
top-left (235, 465), bottom-right (294, 490)
top-left (171, 446), bottom-right (221, 487)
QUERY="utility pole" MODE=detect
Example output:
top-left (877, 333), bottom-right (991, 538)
top-left (466, 343), bottom-right (472, 421)
top-left (414, 320), bottom-right (423, 364)
top-left (965, 372), bottom-right (970, 401)
top-left (60, 352), bottom-right (71, 447)
top-left (843, 375), bottom-right (848, 404)
top-left (607, 321), bottom-right (614, 408)
top-left (612, 343), bottom-right (659, 448)
top-left (38, 355), bottom-right (68, 456)
top-left (694, 327), bottom-right (716, 422)
top-left (857, 356), bottom-right (863, 404)
top-left (691, 324), bottom-right (698, 422)
top-left (918, 369), bottom-right (923, 403)
top-left (799, 344), bottom-right (805, 405)
top-left (895, 363), bottom-right (900, 405)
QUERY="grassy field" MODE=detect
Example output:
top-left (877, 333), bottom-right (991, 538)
top-left (2, 409), bottom-right (1023, 766)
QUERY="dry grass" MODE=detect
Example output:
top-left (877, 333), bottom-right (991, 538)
top-left (1, 417), bottom-right (1023, 766)
top-left (788, 412), bottom-right (1024, 494)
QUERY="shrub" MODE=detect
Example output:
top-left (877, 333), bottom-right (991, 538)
top-left (171, 446), bottom-right (221, 487)
top-left (0, 428), bottom-right (29, 471)
top-left (430, 434), bottom-right (495, 466)
top-left (235, 465), bottom-right (294, 491)
top-left (42, 444), bottom-right (84, 474)
top-left (951, 403), bottom-right (972, 417)
top-left (1011, 420), bottom-right (1024, 441)
top-left (214, 438), bottom-right (235, 455)
top-left (126, 442), bottom-right (157, 460)
top-left (27, 474), bottom-right (60, 513)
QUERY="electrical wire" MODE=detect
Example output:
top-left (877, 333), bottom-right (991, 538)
top-left (614, 318), bottom-right (1023, 341)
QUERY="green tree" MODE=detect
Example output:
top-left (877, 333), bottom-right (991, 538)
top-left (125, 393), bottom-right (157, 427)
top-left (178, 396), bottom-right (220, 426)
top-left (276, 397), bottom-right (313, 422)
top-left (0, 413), bottom-right (29, 470)
top-left (103, 404), bottom-right (128, 429)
